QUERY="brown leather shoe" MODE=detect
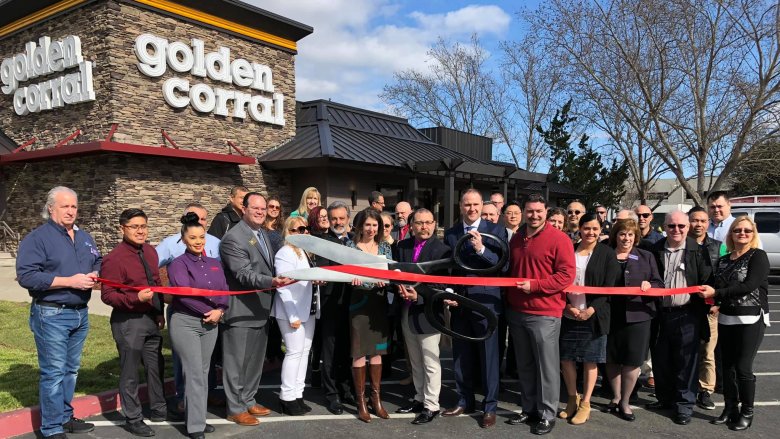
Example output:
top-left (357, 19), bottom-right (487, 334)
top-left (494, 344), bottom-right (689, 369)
top-left (441, 406), bottom-right (469, 417)
top-left (482, 412), bottom-right (497, 428)
top-left (248, 404), bottom-right (271, 416)
top-left (227, 412), bottom-right (260, 426)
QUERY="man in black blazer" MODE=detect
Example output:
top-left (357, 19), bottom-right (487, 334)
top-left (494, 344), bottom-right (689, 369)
top-left (646, 210), bottom-right (712, 425)
top-left (394, 208), bottom-right (451, 425)
top-left (441, 189), bottom-right (507, 428)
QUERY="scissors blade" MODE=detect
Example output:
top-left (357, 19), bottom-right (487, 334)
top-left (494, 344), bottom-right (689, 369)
top-left (286, 234), bottom-right (396, 265)
top-left (281, 263), bottom-right (390, 284)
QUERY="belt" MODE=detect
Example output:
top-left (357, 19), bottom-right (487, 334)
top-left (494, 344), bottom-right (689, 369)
top-left (35, 300), bottom-right (87, 310)
top-left (660, 303), bottom-right (692, 313)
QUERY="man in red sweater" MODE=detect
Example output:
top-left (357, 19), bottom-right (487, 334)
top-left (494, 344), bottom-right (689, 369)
top-left (505, 194), bottom-right (575, 435)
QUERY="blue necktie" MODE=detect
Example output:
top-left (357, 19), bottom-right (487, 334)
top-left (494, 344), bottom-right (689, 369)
top-left (256, 230), bottom-right (270, 261)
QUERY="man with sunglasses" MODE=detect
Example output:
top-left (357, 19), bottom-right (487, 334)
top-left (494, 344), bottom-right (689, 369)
top-left (635, 205), bottom-right (664, 248)
top-left (594, 203), bottom-right (612, 238)
top-left (646, 210), bottom-right (712, 425)
top-left (565, 201), bottom-right (586, 243)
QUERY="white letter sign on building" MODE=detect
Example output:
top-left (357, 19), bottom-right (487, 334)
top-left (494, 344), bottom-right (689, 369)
top-left (134, 33), bottom-right (285, 126)
top-left (0, 36), bottom-right (96, 116)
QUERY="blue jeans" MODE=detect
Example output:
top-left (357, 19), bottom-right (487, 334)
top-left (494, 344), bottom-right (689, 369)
top-left (29, 303), bottom-right (89, 437)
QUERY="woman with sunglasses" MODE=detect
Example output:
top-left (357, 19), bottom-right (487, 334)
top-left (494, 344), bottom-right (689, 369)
top-left (699, 216), bottom-right (769, 431)
top-left (381, 212), bottom-right (396, 246)
top-left (273, 217), bottom-right (321, 416)
top-left (263, 197), bottom-right (285, 252)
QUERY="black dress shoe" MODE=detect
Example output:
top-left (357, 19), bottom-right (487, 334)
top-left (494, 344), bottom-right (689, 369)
top-left (280, 398), bottom-right (306, 416)
top-left (203, 424), bottom-right (215, 433)
top-left (188, 433), bottom-right (205, 439)
top-left (63, 417), bottom-right (95, 433)
top-left (396, 400), bottom-right (424, 414)
top-left (327, 399), bottom-right (344, 415)
top-left (441, 406), bottom-right (473, 417)
top-left (124, 420), bottom-right (155, 437)
top-left (645, 401), bottom-right (672, 410)
top-left (674, 413), bottom-right (692, 425)
top-left (617, 408), bottom-right (636, 422)
top-left (297, 398), bottom-right (313, 413)
top-left (601, 402), bottom-right (618, 413)
top-left (341, 393), bottom-right (357, 406)
top-left (507, 412), bottom-right (537, 425)
top-left (411, 409), bottom-right (439, 425)
top-left (531, 419), bottom-right (555, 435)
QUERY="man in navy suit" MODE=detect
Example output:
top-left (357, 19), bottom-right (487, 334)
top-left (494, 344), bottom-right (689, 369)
top-left (441, 189), bottom-right (507, 428)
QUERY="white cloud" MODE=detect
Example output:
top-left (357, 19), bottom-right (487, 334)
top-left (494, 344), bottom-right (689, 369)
top-left (244, 1), bottom-right (512, 110)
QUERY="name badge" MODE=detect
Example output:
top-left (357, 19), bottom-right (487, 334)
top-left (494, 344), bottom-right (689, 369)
top-left (628, 254), bottom-right (639, 260)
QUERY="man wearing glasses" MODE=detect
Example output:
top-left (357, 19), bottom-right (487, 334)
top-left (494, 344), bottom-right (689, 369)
top-left (565, 201), bottom-right (586, 243)
top-left (391, 201), bottom-right (413, 241)
top-left (646, 211), bottom-right (711, 426)
top-left (594, 203), bottom-right (612, 238)
top-left (634, 205), bottom-right (664, 248)
top-left (369, 191), bottom-right (386, 212)
top-left (101, 209), bottom-right (168, 437)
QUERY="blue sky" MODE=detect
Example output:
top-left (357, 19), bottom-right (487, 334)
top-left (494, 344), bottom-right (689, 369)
top-left (248, 1), bottom-right (537, 112)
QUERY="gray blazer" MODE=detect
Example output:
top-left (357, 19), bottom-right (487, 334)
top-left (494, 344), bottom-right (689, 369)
top-left (219, 220), bottom-right (276, 328)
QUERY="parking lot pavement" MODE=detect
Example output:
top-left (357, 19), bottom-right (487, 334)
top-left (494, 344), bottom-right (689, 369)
top-left (13, 286), bottom-right (780, 439)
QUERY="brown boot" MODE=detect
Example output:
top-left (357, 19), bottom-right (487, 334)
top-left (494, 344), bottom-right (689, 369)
top-left (352, 366), bottom-right (371, 423)
top-left (559, 394), bottom-right (580, 419)
top-left (369, 364), bottom-right (390, 419)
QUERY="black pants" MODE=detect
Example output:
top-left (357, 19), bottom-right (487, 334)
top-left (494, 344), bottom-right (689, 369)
top-left (110, 312), bottom-right (166, 422)
top-left (719, 320), bottom-right (765, 406)
top-left (319, 288), bottom-right (353, 401)
top-left (651, 308), bottom-right (700, 415)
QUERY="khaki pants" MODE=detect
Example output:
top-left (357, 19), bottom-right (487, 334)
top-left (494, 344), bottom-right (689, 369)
top-left (698, 312), bottom-right (719, 393)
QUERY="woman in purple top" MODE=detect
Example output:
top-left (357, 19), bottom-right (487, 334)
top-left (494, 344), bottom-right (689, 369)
top-left (167, 213), bottom-right (229, 439)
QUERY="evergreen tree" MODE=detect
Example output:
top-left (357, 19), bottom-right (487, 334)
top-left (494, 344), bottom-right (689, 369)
top-left (537, 100), bottom-right (628, 208)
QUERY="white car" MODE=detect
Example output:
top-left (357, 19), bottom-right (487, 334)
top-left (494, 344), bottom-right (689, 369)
top-left (730, 195), bottom-right (780, 275)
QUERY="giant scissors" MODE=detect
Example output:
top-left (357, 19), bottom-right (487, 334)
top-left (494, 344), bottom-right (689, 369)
top-left (281, 233), bottom-right (509, 342)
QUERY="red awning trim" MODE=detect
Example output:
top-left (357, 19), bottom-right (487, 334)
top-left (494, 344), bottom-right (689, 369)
top-left (0, 140), bottom-right (256, 165)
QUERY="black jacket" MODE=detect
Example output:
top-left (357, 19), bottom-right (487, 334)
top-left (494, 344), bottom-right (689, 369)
top-left (714, 248), bottom-right (770, 317)
top-left (616, 247), bottom-right (664, 323)
top-left (207, 204), bottom-right (243, 239)
top-left (650, 237), bottom-right (712, 340)
top-left (394, 236), bottom-right (451, 334)
top-left (565, 242), bottom-right (620, 337)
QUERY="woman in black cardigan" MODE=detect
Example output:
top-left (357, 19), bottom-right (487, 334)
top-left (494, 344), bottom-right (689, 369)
top-left (559, 213), bottom-right (620, 425)
top-left (605, 218), bottom-right (664, 422)
top-left (700, 216), bottom-right (769, 431)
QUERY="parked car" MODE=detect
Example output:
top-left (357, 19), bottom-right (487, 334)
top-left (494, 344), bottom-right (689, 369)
top-left (730, 195), bottom-right (780, 275)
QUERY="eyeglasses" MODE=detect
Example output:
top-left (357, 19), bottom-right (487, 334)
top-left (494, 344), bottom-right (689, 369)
top-left (665, 224), bottom-right (687, 230)
top-left (123, 224), bottom-right (148, 231)
top-left (638, 213), bottom-right (652, 218)
top-left (288, 226), bottom-right (309, 234)
top-left (413, 220), bottom-right (435, 226)
top-left (383, 224), bottom-right (392, 229)
top-left (268, 205), bottom-right (280, 210)
top-left (732, 228), bottom-right (754, 234)
top-left (597, 210), bottom-right (607, 215)
top-left (567, 210), bottom-right (582, 215)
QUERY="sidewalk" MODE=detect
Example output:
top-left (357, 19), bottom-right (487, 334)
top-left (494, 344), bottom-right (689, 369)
top-left (0, 256), bottom-right (113, 316)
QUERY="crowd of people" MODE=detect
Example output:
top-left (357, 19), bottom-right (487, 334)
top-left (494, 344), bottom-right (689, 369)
top-left (15, 186), bottom-right (769, 438)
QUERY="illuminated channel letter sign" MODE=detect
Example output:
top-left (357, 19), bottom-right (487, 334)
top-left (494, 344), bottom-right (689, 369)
top-left (0, 36), bottom-right (96, 116)
top-left (134, 33), bottom-right (285, 126)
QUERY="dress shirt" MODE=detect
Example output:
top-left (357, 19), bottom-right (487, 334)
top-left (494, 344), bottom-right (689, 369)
top-left (462, 219), bottom-right (485, 255)
top-left (412, 239), bottom-right (427, 263)
top-left (167, 251), bottom-right (229, 318)
top-left (661, 241), bottom-right (691, 307)
top-left (155, 232), bottom-right (221, 267)
top-left (100, 240), bottom-right (162, 314)
top-left (16, 220), bottom-right (102, 305)
top-left (708, 215), bottom-right (735, 243)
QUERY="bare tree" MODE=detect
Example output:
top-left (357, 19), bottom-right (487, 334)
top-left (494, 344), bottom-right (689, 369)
top-left (380, 35), bottom-right (496, 137)
top-left (528, 0), bottom-right (780, 205)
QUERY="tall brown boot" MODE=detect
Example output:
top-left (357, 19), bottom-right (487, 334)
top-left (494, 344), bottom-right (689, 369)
top-left (369, 364), bottom-right (390, 419)
top-left (352, 366), bottom-right (371, 423)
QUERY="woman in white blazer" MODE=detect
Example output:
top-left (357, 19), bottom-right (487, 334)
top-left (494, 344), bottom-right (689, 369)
top-left (273, 216), bottom-right (321, 416)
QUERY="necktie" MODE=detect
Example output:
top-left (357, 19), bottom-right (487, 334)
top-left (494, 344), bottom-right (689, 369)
top-left (137, 247), bottom-right (162, 313)
top-left (465, 225), bottom-right (475, 233)
top-left (256, 230), bottom-right (271, 262)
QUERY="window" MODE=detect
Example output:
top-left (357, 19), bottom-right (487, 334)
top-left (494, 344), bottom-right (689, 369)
top-left (755, 212), bottom-right (780, 233)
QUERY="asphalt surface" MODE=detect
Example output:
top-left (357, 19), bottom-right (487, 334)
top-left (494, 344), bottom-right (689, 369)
top-left (14, 285), bottom-right (780, 439)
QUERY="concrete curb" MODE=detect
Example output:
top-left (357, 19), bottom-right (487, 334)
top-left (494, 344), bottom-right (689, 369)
top-left (1, 380), bottom-right (174, 438)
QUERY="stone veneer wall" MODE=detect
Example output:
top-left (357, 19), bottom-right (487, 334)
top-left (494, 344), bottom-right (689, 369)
top-left (0, 0), bottom-right (298, 252)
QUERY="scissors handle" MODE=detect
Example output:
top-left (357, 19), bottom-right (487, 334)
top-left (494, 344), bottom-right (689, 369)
top-left (420, 288), bottom-right (497, 342)
top-left (453, 232), bottom-right (509, 274)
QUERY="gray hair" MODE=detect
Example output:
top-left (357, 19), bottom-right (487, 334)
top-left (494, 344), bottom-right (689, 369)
top-left (327, 200), bottom-right (351, 218)
top-left (42, 186), bottom-right (78, 219)
top-left (664, 209), bottom-right (688, 224)
top-left (615, 209), bottom-right (638, 222)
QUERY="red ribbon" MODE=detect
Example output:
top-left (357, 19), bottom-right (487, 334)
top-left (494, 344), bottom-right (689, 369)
top-left (323, 265), bottom-right (702, 297)
top-left (94, 277), bottom-right (280, 297)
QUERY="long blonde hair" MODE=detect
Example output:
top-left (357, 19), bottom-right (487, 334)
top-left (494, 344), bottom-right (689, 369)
top-left (295, 187), bottom-right (320, 217)
top-left (282, 216), bottom-right (309, 258)
top-left (725, 216), bottom-right (762, 252)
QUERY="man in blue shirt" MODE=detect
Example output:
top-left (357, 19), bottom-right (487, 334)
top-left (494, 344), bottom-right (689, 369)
top-left (156, 203), bottom-right (221, 412)
top-left (16, 186), bottom-right (102, 439)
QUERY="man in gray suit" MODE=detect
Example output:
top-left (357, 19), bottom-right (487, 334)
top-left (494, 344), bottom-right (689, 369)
top-left (220, 192), bottom-right (292, 426)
